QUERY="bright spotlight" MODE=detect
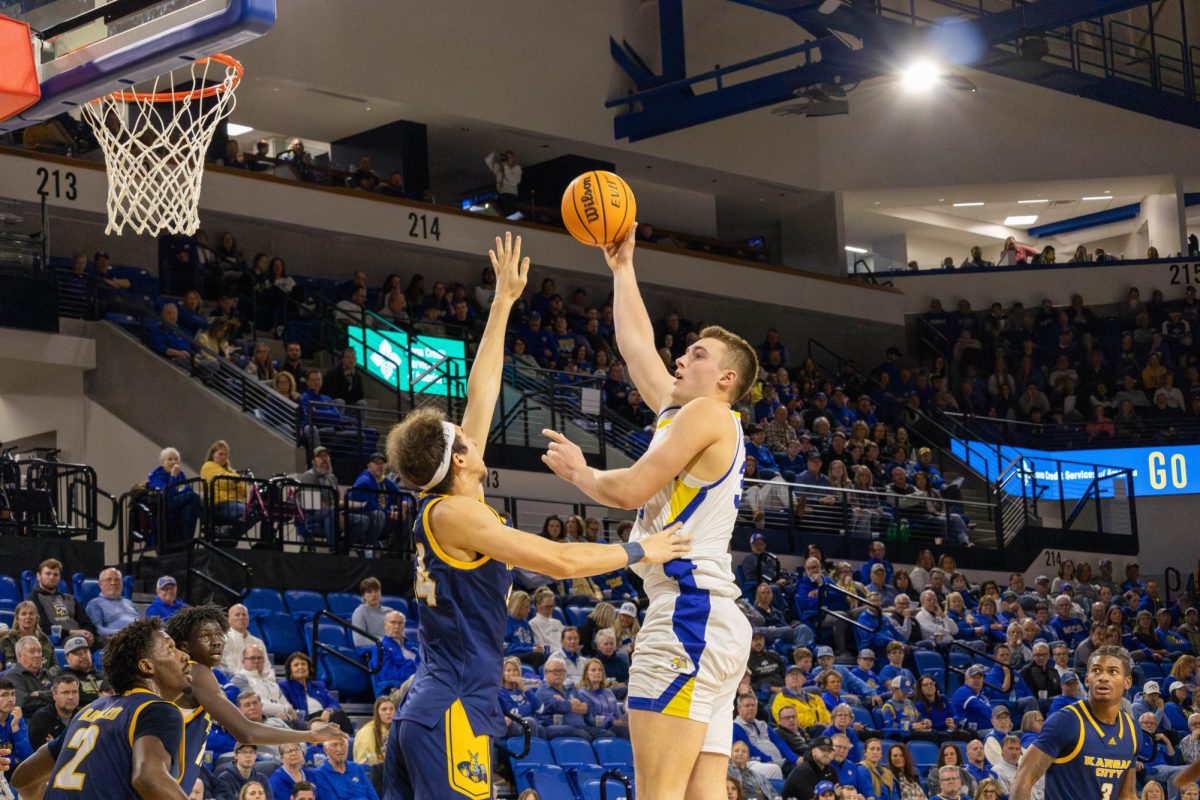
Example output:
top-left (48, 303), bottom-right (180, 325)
top-left (899, 60), bottom-right (941, 93)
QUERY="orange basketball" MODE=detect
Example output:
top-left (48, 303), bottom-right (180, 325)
top-left (560, 170), bottom-right (636, 247)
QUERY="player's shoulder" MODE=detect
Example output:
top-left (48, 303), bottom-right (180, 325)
top-left (677, 395), bottom-right (731, 419)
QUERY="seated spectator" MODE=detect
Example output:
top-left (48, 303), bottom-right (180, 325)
top-left (28, 674), bottom-right (79, 746)
top-left (298, 371), bottom-right (357, 449)
top-left (504, 591), bottom-right (545, 668)
top-left (214, 743), bottom-right (275, 800)
top-left (727, 740), bottom-right (784, 800)
top-left (0, 602), bottom-right (54, 666)
top-left (983, 643), bottom-right (1038, 716)
top-left (274, 371), bottom-right (300, 401)
top-left (333, 286), bottom-right (370, 328)
top-left (771, 664), bottom-right (831, 727)
top-left (352, 696), bottom-right (394, 766)
top-left (781, 736), bottom-right (839, 800)
top-left (370, 611), bottom-right (417, 696)
top-left (547, 627), bottom-right (586, 688)
top-left (231, 644), bottom-right (295, 723)
top-left (293, 446), bottom-right (342, 550)
top-left (499, 656), bottom-right (546, 739)
top-left (747, 633), bottom-right (786, 695)
top-left (269, 745), bottom-right (318, 800)
top-left (2, 636), bottom-right (55, 717)
top-left (535, 657), bottom-right (602, 739)
top-left (351, 578), bottom-right (389, 648)
top-left (612, 603), bottom-right (640, 653)
top-left (823, 703), bottom-right (867, 762)
top-left (231, 691), bottom-right (292, 759)
top-left (950, 665), bottom-right (994, 733)
top-left (28, 559), bottom-right (95, 646)
top-left (741, 533), bottom-right (785, 586)
top-left (982, 706), bottom-right (1013, 766)
top-left (0, 675), bottom-right (33, 780)
top-left (574, 658), bottom-right (629, 739)
top-left (201, 439), bottom-right (251, 539)
top-left (244, 342), bottom-right (278, 381)
top-left (145, 576), bottom-right (187, 620)
top-left (732, 693), bottom-right (796, 780)
top-left (346, 454), bottom-right (403, 554)
top-left (1137, 711), bottom-right (1187, 791)
top-left (147, 446), bottom-right (204, 550)
top-left (148, 303), bottom-right (194, 366)
top-left (278, 652), bottom-right (352, 735)
top-left (591, 629), bottom-right (630, 687)
top-left (930, 741), bottom-right (976, 798)
top-left (82, 573), bottom-right (137, 647)
top-left (1019, 642), bottom-right (1061, 709)
top-left (528, 588), bottom-right (563, 653)
top-left (59, 636), bottom-right (104, 706)
top-left (323, 348), bottom-right (365, 406)
top-left (222, 604), bottom-right (269, 673)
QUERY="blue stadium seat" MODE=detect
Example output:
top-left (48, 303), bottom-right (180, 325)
top-left (551, 607), bottom-right (566, 624)
top-left (948, 651), bottom-right (973, 671)
top-left (581, 779), bottom-right (630, 800)
top-left (21, 570), bottom-right (67, 597)
top-left (565, 606), bottom-right (590, 627)
top-left (259, 613), bottom-right (305, 660)
top-left (284, 590), bottom-right (327, 616)
top-left (550, 737), bottom-right (597, 768)
top-left (908, 740), bottom-right (939, 771)
top-left (593, 737), bottom-right (633, 769)
top-left (404, 629), bottom-right (419, 649)
top-left (381, 595), bottom-right (408, 616)
top-left (314, 623), bottom-right (350, 652)
top-left (55, 648), bottom-right (66, 668)
top-left (914, 650), bottom-right (944, 676)
top-left (510, 737), bottom-right (554, 793)
top-left (244, 588), bottom-right (285, 615)
top-left (76, 579), bottom-right (100, 608)
top-left (0, 611), bottom-right (13, 629)
top-left (530, 767), bottom-right (577, 800)
top-left (318, 654), bottom-right (371, 703)
top-left (0, 576), bottom-right (19, 607)
top-left (853, 706), bottom-right (875, 728)
top-left (569, 765), bottom-right (609, 797)
top-left (326, 592), bottom-right (359, 617)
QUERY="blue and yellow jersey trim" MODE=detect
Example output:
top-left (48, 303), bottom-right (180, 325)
top-left (420, 493), bottom-right (506, 571)
top-left (1054, 702), bottom-right (1136, 764)
top-left (127, 693), bottom-right (186, 783)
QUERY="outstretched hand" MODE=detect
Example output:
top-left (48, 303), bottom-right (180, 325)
top-left (307, 721), bottom-right (349, 744)
top-left (490, 232), bottom-right (530, 305)
top-left (603, 221), bottom-right (637, 273)
top-left (541, 428), bottom-right (587, 484)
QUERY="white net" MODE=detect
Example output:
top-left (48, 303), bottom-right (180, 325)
top-left (80, 54), bottom-right (242, 236)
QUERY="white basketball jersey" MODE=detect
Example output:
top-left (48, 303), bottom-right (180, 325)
top-left (629, 403), bottom-right (745, 600)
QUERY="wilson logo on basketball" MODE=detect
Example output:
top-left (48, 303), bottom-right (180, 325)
top-left (578, 175), bottom-right (600, 223)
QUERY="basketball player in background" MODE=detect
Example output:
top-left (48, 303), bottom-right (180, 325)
top-left (1009, 646), bottom-right (1138, 800)
top-left (542, 223), bottom-right (758, 800)
top-left (381, 233), bottom-right (692, 800)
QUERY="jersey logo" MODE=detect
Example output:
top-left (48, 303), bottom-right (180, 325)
top-left (1107, 738), bottom-right (1116, 745)
top-left (456, 751), bottom-right (488, 784)
top-left (669, 656), bottom-right (691, 672)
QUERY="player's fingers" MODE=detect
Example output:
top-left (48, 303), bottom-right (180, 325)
top-left (519, 256), bottom-right (530, 279)
top-left (541, 428), bottom-right (566, 443)
top-left (512, 234), bottom-right (522, 265)
top-left (663, 522), bottom-right (685, 535)
top-left (489, 250), bottom-right (499, 271)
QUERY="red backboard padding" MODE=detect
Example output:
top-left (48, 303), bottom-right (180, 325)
top-left (0, 15), bottom-right (40, 123)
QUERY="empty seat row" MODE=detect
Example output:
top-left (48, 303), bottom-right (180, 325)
top-left (505, 736), bottom-right (634, 800)
top-left (243, 587), bottom-right (410, 619)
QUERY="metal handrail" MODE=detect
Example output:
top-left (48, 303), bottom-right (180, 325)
top-left (311, 609), bottom-right (382, 675)
top-left (600, 769), bottom-right (634, 800)
top-left (185, 537), bottom-right (253, 603)
top-left (817, 581), bottom-right (882, 633)
top-left (944, 641), bottom-right (1011, 696)
top-left (496, 713), bottom-right (532, 759)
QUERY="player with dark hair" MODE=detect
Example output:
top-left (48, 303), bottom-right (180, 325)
top-left (541, 225), bottom-right (760, 800)
top-left (165, 605), bottom-right (346, 793)
top-left (1010, 645), bottom-right (1137, 800)
top-left (12, 618), bottom-right (191, 800)
top-left (381, 234), bottom-right (691, 800)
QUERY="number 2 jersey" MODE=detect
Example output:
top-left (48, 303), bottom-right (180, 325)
top-left (1031, 700), bottom-right (1137, 800)
top-left (395, 493), bottom-right (513, 737)
top-left (44, 689), bottom-right (184, 800)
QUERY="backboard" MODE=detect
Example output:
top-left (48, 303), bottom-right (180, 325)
top-left (0, 0), bottom-right (273, 132)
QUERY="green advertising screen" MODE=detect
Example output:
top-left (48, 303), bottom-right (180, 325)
top-left (347, 325), bottom-right (467, 397)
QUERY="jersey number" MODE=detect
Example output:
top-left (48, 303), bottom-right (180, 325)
top-left (415, 543), bottom-right (438, 607)
top-left (52, 726), bottom-right (100, 790)
top-left (1100, 784), bottom-right (1113, 800)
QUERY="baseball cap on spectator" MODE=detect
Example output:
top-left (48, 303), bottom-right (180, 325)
top-left (870, 563), bottom-right (886, 574)
top-left (917, 447), bottom-right (931, 457)
top-left (157, 576), bottom-right (176, 590)
top-left (815, 646), bottom-right (834, 659)
top-left (1001, 590), bottom-right (1018, 600)
top-left (810, 736), bottom-right (834, 752)
top-left (750, 533), bottom-right (766, 544)
top-left (786, 664), bottom-right (805, 674)
top-left (749, 424), bottom-right (764, 434)
top-left (369, 452), bottom-right (386, 463)
top-left (815, 781), bottom-right (836, 797)
top-left (1061, 672), bottom-right (1080, 685)
top-left (234, 742), bottom-right (257, 753)
top-left (1099, 559), bottom-right (1112, 567)
top-left (858, 649), bottom-right (875, 660)
top-left (890, 676), bottom-right (913, 693)
top-left (965, 664), bottom-right (988, 678)
top-left (798, 432), bottom-right (812, 441)
top-left (1143, 681), bottom-right (1161, 695)
top-left (814, 392), bottom-right (827, 401)
top-left (1036, 575), bottom-right (1050, 584)
top-left (831, 431), bottom-right (846, 440)
top-left (807, 451), bottom-right (823, 462)
top-left (992, 705), bottom-right (1010, 719)
top-left (1186, 607), bottom-right (1198, 616)
top-left (618, 602), bottom-right (638, 618)
top-left (1060, 583), bottom-right (1073, 591)
top-left (1168, 681), bottom-right (1185, 694)
top-left (64, 636), bottom-right (89, 653)
top-left (312, 446), bottom-right (330, 457)
top-left (93, 250), bottom-right (109, 261)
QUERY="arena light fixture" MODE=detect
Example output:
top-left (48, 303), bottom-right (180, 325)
top-left (899, 60), bottom-right (942, 93)
top-left (226, 122), bottom-right (253, 136)
top-left (1003, 215), bottom-right (1038, 226)
top-left (1081, 196), bottom-right (1112, 201)
top-left (1017, 199), bottom-right (1048, 204)
top-left (952, 202), bottom-right (984, 207)
top-left (844, 245), bottom-right (869, 254)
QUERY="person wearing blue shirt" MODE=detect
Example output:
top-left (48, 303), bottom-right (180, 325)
top-left (370, 612), bottom-right (418, 696)
top-left (815, 647), bottom-right (878, 704)
top-left (1048, 596), bottom-right (1088, 650)
top-left (146, 446), bottom-right (204, 549)
top-left (1154, 610), bottom-right (1190, 655)
top-left (85, 567), bottom-right (141, 640)
top-left (794, 557), bottom-right (828, 629)
top-left (983, 643), bottom-right (1039, 716)
top-left (314, 738), bottom-right (377, 800)
top-left (879, 643), bottom-right (917, 690)
top-left (278, 653), bottom-right (347, 733)
top-left (0, 677), bottom-right (33, 783)
top-left (503, 591), bottom-right (544, 667)
top-left (574, 658), bottom-right (629, 740)
top-left (345, 454), bottom-right (403, 551)
top-left (850, 650), bottom-right (885, 697)
top-left (732, 693), bottom-right (799, 774)
top-left (823, 706), bottom-right (864, 763)
top-left (213, 742), bottom-right (275, 800)
top-left (535, 658), bottom-right (597, 739)
top-left (144, 575), bottom-right (187, 620)
top-left (298, 370), bottom-right (354, 434)
top-left (828, 733), bottom-right (859, 786)
top-left (499, 657), bottom-right (546, 739)
top-left (856, 598), bottom-right (905, 656)
top-left (880, 676), bottom-right (929, 740)
top-left (859, 541), bottom-right (895, 586)
top-left (1047, 673), bottom-right (1084, 715)
top-left (951, 665), bottom-right (995, 732)
top-left (1120, 564), bottom-right (1146, 596)
top-left (1163, 681), bottom-right (1192, 731)
top-left (962, 739), bottom-right (994, 786)
top-left (745, 425), bottom-right (780, 479)
top-left (269, 744), bottom-right (320, 800)
top-left (595, 569), bottom-right (638, 602)
top-left (519, 311), bottom-right (558, 367)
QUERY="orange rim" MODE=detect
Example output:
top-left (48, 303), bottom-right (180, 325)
top-left (95, 53), bottom-right (243, 103)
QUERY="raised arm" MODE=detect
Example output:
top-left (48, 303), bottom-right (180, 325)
top-left (459, 232), bottom-right (529, 448)
top-left (541, 397), bottom-right (727, 509)
top-left (436, 496), bottom-right (690, 580)
top-left (1008, 745), bottom-right (1053, 800)
top-left (190, 665), bottom-right (346, 746)
top-left (604, 224), bottom-right (674, 411)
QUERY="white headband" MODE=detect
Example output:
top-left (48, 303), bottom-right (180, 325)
top-left (420, 421), bottom-right (459, 491)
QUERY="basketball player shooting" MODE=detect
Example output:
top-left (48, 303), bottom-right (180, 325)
top-left (542, 224), bottom-right (758, 800)
top-left (1009, 646), bottom-right (1138, 800)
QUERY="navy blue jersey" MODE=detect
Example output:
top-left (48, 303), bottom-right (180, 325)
top-left (44, 689), bottom-right (184, 800)
top-left (178, 702), bottom-right (213, 792)
top-left (1031, 700), bottom-right (1136, 800)
top-left (396, 493), bottom-right (513, 737)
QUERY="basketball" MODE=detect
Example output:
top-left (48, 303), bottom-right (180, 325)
top-left (560, 170), bottom-right (636, 247)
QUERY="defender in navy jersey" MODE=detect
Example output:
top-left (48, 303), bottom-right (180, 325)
top-left (382, 234), bottom-right (692, 800)
top-left (165, 605), bottom-right (346, 793)
top-left (12, 619), bottom-right (192, 800)
top-left (1011, 646), bottom-right (1137, 800)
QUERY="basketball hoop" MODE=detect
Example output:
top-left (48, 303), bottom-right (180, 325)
top-left (80, 53), bottom-right (243, 236)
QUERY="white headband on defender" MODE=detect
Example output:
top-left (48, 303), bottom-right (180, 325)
top-left (420, 421), bottom-right (458, 490)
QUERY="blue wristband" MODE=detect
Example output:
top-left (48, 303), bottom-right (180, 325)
top-left (620, 541), bottom-right (645, 565)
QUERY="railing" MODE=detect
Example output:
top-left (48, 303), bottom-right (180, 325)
top-left (310, 609), bottom-right (381, 676)
top-left (817, 581), bottom-right (882, 634)
top-left (185, 537), bottom-right (253, 604)
top-left (944, 410), bottom-right (1200, 450)
top-left (1164, 566), bottom-right (1182, 606)
top-left (944, 641), bottom-right (1011, 698)
top-left (0, 458), bottom-right (102, 540)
